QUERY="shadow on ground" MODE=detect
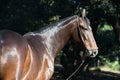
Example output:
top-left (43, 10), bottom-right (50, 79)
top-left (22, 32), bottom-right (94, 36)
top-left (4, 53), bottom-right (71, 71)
top-left (51, 65), bottom-right (120, 80)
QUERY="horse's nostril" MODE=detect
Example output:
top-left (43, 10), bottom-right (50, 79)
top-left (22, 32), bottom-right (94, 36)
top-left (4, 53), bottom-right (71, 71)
top-left (86, 49), bottom-right (98, 57)
top-left (90, 50), bottom-right (98, 57)
top-left (93, 51), bottom-right (96, 55)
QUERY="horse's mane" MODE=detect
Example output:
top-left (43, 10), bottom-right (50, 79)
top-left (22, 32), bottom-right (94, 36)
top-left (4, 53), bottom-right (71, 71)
top-left (35, 15), bottom-right (78, 33)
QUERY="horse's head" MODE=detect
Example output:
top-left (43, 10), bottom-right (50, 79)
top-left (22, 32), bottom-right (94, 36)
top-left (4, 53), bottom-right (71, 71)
top-left (73, 9), bottom-right (98, 57)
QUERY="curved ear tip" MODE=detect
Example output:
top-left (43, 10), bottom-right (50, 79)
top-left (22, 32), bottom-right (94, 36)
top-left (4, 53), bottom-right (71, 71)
top-left (83, 9), bottom-right (86, 13)
top-left (82, 9), bottom-right (86, 17)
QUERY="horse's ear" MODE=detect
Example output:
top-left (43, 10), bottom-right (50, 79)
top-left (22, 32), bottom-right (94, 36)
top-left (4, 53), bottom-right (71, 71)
top-left (82, 9), bottom-right (86, 18)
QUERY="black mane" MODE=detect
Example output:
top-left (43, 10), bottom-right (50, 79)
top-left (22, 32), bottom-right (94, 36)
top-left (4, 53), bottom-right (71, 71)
top-left (35, 15), bottom-right (78, 33)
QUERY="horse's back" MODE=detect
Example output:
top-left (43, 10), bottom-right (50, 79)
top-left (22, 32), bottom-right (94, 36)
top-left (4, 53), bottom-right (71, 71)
top-left (0, 30), bottom-right (28, 80)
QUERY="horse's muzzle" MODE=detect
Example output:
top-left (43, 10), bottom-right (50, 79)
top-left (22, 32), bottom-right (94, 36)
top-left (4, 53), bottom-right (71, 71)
top-left (86, 49), bottom-right (98, 57)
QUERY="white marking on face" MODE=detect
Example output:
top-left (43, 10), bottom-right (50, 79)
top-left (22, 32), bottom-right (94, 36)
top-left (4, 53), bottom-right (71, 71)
top-left (88, 26), bottom-right (91, 30)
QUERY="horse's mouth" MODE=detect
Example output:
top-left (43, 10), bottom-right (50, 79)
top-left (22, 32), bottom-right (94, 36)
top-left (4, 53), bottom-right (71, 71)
top-left (85, 49), bottom-right (98, 58)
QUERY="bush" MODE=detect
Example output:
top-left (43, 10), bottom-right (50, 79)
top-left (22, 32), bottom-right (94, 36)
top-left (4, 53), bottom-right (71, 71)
top-left (97, 24), bottom-right (120, 71)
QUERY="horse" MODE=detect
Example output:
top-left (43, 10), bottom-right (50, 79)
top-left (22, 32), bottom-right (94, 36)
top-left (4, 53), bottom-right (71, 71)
top-left (0, 9), bottom-right (98, 80)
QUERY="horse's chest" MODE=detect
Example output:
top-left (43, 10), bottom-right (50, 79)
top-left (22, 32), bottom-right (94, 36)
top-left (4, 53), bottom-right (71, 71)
top-left (35, 54), bottom-right (54, 80)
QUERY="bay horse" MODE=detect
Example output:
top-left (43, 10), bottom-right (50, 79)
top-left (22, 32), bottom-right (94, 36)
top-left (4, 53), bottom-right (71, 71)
top-left (0, 10), bottom-right (98, 80)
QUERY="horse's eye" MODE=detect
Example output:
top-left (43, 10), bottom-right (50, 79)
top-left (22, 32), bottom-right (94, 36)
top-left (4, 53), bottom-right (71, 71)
top-left (80, 26), bottom-right (88, 30)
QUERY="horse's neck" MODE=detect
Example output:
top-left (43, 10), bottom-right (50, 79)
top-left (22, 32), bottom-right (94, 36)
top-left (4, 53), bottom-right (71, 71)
top-left (41, 25), bottom-right (74, 57)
